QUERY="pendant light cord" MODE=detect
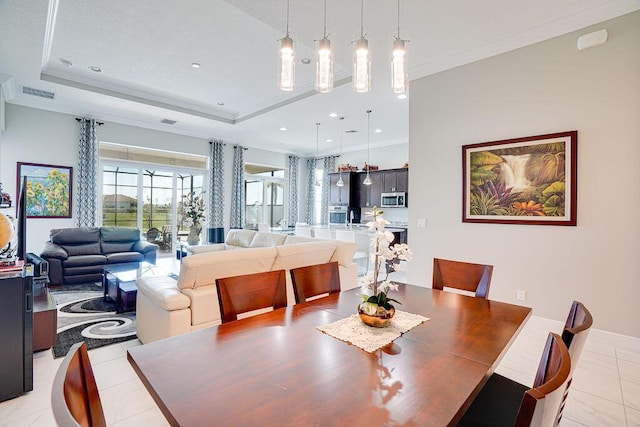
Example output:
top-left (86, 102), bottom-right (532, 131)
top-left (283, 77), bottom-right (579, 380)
top-left (397, 0), bottom-right (400, 38)
top-left (323, 0), bottom-right (327, 38)
top-left (316, 122), bottom-right (320, 158)
top-left (360, 0), bottom-right (364, 38)
top-left (366, 110), bottom-right (371, 176)
top-left (286, 0), bottom-right (290, 36)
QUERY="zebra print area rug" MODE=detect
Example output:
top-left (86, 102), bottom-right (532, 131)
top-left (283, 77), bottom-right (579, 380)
top-left (50, 283), bottom-right (137, 358)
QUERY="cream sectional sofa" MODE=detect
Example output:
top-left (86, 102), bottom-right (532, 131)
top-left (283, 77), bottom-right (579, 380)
top-left (136, 229), bottom-right (358, 343)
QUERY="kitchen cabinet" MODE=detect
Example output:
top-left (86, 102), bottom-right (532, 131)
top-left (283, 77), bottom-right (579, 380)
top-left (328, 172), bottom-right (354, 205)
top-left (356, 170), bottom-right (382, 208)
top-left (382, 169), bottom-right (409, 193)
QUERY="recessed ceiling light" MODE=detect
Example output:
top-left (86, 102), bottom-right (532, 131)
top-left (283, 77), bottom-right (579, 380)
top-left (397, 93), bottom-right (407, 99)
top-left (329, 113), bottom-right (338, 118)
top-left (61, 59), bottom-right (73, 67)
top-left (217, 101), bottom-right (225, 106)
top-left (301, 57), bottom-right (311, 65)
top-left (88, 66), bottom-right (102, 73)
top-left (374, 129), bottom-right (382, 133)
top-left (280, 127), bottom-right (288, 131)
top-left (191, 62), bottom-right (201, 69)
top-left (326, 139), bottom-right (333, 143)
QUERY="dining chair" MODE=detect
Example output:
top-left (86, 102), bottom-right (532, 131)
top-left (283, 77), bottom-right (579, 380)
top-left (313, 228), bottom-right (332, 239)
top-left (51, 342), bottom-right (106, 427)
top-left (562, 300), bottom-right (593, 373)
top-left (257, 223), bottom-right (270, 232)
top-left (290, 261), bottom-right (340, 303)
top-left (432, 258), bottom-right (493, 299)
top-left (216, 269), bottom-right (287, 323)
top-left (294, 226), bottom-right (312, 237)
top-left (335, 230), bottom-right (369, 274)
top-left (459, 332), bottom-right (572, 427)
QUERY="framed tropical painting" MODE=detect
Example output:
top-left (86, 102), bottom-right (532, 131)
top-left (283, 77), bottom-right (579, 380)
top-left (462, 131), bottom-right (577, 226)
top-left (17, 162), bottom-right (73, 218)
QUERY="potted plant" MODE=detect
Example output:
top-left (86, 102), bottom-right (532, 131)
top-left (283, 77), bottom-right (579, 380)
top-left (358, 207), bottom-right (412, 327)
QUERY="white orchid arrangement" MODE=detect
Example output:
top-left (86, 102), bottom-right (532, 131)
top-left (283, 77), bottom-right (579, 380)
top-left (182, 191), bottom-right (205, 228)
top-left (359, 207), bottom-right (412, 313)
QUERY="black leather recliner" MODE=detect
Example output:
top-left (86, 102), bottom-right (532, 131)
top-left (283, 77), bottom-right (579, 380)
top-left (40, 227), bottom-right (158, 286)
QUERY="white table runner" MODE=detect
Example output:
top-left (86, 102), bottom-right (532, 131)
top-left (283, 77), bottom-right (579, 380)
top-left (317, 310), bottom-right (430, 353)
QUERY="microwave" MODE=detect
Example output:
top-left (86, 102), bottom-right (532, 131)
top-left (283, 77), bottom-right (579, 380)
top-left (381, 192), bottom-right (406, 208)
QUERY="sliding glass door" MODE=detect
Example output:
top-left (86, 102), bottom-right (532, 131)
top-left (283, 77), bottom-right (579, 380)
top-left (102, 164), bottom-right (205, 255)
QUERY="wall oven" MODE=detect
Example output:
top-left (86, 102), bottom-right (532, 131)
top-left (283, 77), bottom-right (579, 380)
top-left (381, 192), bottom-right (406, 208)
top-left (328, 205), bottom-right (348, 225)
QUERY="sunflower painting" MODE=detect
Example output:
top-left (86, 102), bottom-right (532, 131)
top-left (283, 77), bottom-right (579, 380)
top-left (462, 131), bottom-right (577, 226)
top-left (17, 162), bottom-right (73, 218)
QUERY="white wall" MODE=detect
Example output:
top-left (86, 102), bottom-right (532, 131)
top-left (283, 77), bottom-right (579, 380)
top-left (407, 11), bottom-right (640, 337)
top-left (0, 104), bottom-right (291, 253)
top-left (339, 144), bottom-right (408, 172)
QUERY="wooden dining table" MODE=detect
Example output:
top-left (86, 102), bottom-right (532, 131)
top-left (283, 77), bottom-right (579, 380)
top-left (127, 284), bottom-right (531, 427)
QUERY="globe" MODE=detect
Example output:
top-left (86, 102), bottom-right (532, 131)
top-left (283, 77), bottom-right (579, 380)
top-left (0, 211), bottom-right (17, 258)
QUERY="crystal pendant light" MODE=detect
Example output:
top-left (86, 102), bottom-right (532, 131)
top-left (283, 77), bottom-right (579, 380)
top-left (391, 0), bottom-right (408, 94)
top-left (363, 110), bottom-right (372, 186)
top-left (336, 117), bottom-right (345, 187)
top-left (352, 0), bottom-right (370, 93)
top-left (315, 0), bottom-right (333, 93)
top-left (314, 123), bottom-right (321, 187)
top-left (278, 0), bottom-right (295, 91)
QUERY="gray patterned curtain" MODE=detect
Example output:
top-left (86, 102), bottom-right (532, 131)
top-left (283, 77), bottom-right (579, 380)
top-left (230, 145), bottom-right (245, 229)
top-left (208, 140), bottom-right (225, 242)
top-left (77, 118), bottom-right (98, 227)
top-left (305, 157), bottom-right (317, 224)
top-left (286, 155), bottom-right (299, 228)
top-left (320, 156), bottom-right (337, 225)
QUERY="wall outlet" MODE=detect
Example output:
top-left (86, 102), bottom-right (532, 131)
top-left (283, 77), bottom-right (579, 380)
top-left (417, 217), bottom-right (426, 228)
top-left (516, 290), bottom-right (526, 301)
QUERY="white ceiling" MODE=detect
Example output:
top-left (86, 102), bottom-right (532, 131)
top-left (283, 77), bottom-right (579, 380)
top-left (1, 0), bottom-right (638, 157)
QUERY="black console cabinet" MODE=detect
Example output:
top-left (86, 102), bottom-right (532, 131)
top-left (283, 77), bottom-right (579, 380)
top-left (0, 272), bottom-right (33, 402)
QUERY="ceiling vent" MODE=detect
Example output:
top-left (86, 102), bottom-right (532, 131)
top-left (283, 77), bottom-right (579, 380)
top-left (161, 119), bottom-right (177, 125)
top-left (22, 86), bottom-right (55, 99)
top-left (346, 130), bottom-right (358, 133)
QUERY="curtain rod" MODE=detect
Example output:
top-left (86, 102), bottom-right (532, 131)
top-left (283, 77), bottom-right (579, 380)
top-left (75, 118), bottom-right (104, 125)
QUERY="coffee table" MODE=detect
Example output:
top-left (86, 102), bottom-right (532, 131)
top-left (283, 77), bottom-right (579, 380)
top-left (103, 263), bottom-right (143, 313)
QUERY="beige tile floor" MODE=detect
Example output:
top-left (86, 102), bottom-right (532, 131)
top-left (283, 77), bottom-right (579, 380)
top-left (2, 255), bottom-right (638, 426)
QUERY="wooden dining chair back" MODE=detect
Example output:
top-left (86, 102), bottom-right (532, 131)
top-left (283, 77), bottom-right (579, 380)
top-left (459, 332), bottom-right (572, 427)
top-left (216, 269), bottom-right (287, 323)
top-left (432, 258), bottom-right (493, 299)
top-left (290, 262), bottom-right (340, 303)
top-left (51, 342), bottom-right (106, 427)
top-left (562, 300), bottom-right (593, 372)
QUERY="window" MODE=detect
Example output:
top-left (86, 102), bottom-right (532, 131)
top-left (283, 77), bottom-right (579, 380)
top-left (100, 143), bottom-right (207, 253)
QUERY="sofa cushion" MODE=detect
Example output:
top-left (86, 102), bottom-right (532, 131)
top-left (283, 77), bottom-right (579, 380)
top-left (272, 241), bottom-right (337, 270)
top-left (225, 229), bottom-right (257, 248)
top-left (284, 235), bottom-right (316, 245)
top-left (101, 226), bottom-right (141, 242)
top-left (106, 252), bottom-right (144, 264)
top-left (61, 242), bottom-right (102, 256)
top-left (177, 247), bottom-right (277, 290)
top-left (50, 227), bottom-right (100, 245)
top-left (137, 276), bottom-right (191, 311)
top-left (102, 241), bottom-right (135, 253)
top-left (330, 240), bottom-right (358, 267)
top-left (250, 232), bottom-right (287, 248)
top-left (62, 255), bottom-right (106, 268)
